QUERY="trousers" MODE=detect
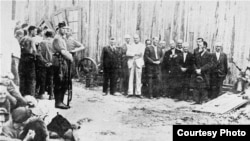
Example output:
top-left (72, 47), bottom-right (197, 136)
top-left (19, 54), bottom-right (36, 96)
top-left (128, 64), bottom-right (142, 95)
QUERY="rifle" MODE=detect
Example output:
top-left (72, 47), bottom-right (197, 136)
top-left (67, 60), bottom-right (72, 107)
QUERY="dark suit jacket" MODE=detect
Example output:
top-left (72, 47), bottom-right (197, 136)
top-left (211, 52), bottom-right (228, 77)
top-left (210, 52), bottom-right (228, 87)
top-left (144, 45), bottom-right (163, 75)
top-left (163, 49), bottom-right (182, 73)
top-left (191, 50), bottom-right (213, 88)
top-left (178, 52), bottom-right (194, 75)
top-left (100, 46), bottom-right (120, 71)
top-left (162, 48), bottom-right (182, 88)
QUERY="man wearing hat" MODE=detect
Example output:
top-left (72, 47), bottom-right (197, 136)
top-left (100, 37), bottom-right (120, 96)
top-left (210, 42), bottom-right (228, 99)
top-left (52, 21), bottom-right (73, 109)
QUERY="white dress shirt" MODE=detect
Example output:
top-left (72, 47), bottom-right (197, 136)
top-left (153, 45), bottom-right (158, 59)
top-left (216, 52), bottom-right (220, 61)
top-left (183, 52), bottom-right (187, 62)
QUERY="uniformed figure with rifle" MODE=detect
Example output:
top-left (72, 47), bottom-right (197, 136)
top-left (52, 22), bottom-right (73, 109)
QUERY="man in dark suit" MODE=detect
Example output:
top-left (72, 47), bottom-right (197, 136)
top-left (116, 34), bottom-right (131, 95)
top-left (191, 41), bottom-right (213, 104)
top-left (178, 42), bottom-right (194, 100)
top-left (162, 40), bottom-right (182, 98)
top-left (100, 37), bottom-right (120, 96)
top-left (144, 37), bottom-right (163, 98)
top-left (210, 42), bottom-right (228, 99)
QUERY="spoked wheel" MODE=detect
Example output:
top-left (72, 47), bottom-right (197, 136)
top-left (77, 57), bottom-right (98, 87)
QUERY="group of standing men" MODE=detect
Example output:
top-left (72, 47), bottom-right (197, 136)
top-left (101, 35), bottom-right (228, 104)
top-left (10, 21), bottom-right (85, 109)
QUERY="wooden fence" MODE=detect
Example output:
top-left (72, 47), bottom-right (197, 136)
top-left (8, 0), bottom-right (250, 84)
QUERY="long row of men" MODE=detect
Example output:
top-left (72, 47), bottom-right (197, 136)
top-left (101, 35), bottom-right (228, 104)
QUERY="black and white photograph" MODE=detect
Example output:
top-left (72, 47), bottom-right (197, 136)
top-left (1, 0), bottom-right (250, 140)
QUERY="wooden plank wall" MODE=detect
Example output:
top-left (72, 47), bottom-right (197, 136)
top-left (12, 0), bottom-right (250, 84)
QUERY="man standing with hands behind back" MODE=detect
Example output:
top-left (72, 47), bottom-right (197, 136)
top-left (127, 34), bottom-right (145, 98)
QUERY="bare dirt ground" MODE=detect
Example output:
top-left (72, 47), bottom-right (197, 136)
top-left (37, 80), bottom-right (250, 141)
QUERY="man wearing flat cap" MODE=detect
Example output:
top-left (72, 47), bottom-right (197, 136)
top-left (52, 21), bottom-right (73, 109)
top-left (210, 42), bottom-right (228, 99)
top-left (100, 37), bottom-right (120, 96)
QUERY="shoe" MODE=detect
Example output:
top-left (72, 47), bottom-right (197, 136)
top-left (102, 92), bottom-right (108, 96)
top-left (114, 92), bottom-right (121, 96)
top-left (55, 102), bottom-right (69, 109)
top-left (37, 94), bottom-right (47, 100)
top-left (137, 95), bottom-right (143, 99)
top-left (126, 95), bottom-right (133, 98)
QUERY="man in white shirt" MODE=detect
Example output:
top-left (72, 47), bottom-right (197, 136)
top-left (126, 34), bottom-right (145, 97)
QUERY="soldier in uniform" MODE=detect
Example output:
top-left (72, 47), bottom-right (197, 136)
top-left (52, 22), bottom-right (73, 109)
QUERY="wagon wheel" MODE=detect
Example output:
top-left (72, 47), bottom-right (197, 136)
top-left (77, 57), bottom-right (98, 82)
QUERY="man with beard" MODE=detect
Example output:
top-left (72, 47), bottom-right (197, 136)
top-left (52, 22), bottom-right (73, 109)
top-left (144, 37), bottom-right (163, 98)
top-left (210, 42), bottom-right (228, 99)
top-left (19, 26), bottom-right (38, 96)
top-left (162, 40), bottom-right (182, 98)
top-left (191, 41), bottom-right (213, 104)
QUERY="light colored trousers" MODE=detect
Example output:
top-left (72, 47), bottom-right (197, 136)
top-left (128, 64), bottom-right (142, 95)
